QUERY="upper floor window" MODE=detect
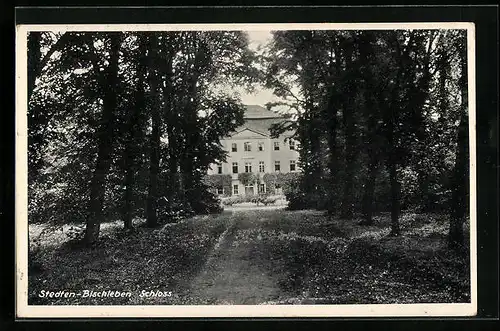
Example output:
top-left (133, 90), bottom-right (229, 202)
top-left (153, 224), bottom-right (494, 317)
top-left (217, 164), bottom-right (223, 174)
top-left (245, 162), bottom-right (252, 173)
top-left (275, 160), bottom-right (281, 172)
top-left (258, 142), bottom-right (264, 151)
top-left (273, 141), bottom-right (280, 151)
top-left (232, 162), bottom-right (238, 174)
top-left (244, 142), bottom-right (252, 152)
top-left (231, 143), bottom-right (237, 152)
top-left (290, 160), bottom-right (296, 172)
top-left (289, 139), bottom-right (296, 150)
top-left (259, 161), bottom-right (265, 173)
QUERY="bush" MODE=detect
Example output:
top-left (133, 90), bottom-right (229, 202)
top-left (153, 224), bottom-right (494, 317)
top-left (221, 194), bottom-right (278, 206)
top-left (284, 173), bottom-right (329, 210)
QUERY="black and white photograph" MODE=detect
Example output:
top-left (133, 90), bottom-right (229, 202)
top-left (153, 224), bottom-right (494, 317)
top-left (16, 22), bottom-right (476, 317)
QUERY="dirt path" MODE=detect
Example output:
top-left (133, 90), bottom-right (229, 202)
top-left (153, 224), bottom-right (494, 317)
top-left (187, 211), bottom-right (282, 305)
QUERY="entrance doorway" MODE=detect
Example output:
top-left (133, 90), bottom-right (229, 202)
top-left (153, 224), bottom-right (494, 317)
top-left (245, 185), bottom-right (254, 195)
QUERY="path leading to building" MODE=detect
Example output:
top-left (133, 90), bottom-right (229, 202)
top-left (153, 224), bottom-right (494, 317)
top-left (186, 210), bottom-right (284, 305)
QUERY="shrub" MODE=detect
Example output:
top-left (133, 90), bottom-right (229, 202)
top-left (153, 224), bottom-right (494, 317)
top-left (284, 173), bottom-right (330, 210)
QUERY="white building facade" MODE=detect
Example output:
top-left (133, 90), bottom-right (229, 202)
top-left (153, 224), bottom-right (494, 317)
top-left (207, 105), bottom-right (300, 196)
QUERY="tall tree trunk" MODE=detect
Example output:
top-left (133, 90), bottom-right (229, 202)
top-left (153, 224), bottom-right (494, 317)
top-left (324, 88), bottom-right (339, 215)
top-left (181, 101), bottom-right (199, 211)
top-left (27, 32), bottom-right (42, 102)
top-left (448, 110), bottom-right (468, 249)
top-left (340, 102), bottom-right (356, 219)
top-left (84, 33), bottom-right (121, 244)
top-left (146, 37), bottom-right (161, 228)
top-left (448, 43), bottom-right (468, 250)
top-left (180, 35), bottom-right (203, 212)
top-left (359, 33), bottom-right (380, 225)
top-left (162, 44), bottom-right (177, 202)
top-left (309, 115), bottom-right (323, 209)
top-left (386, 105), bottom-right (401, 236)
top-left (300, 95), bottom-right (323, 209)
top-left (122, 35), bottom-right (147, 229)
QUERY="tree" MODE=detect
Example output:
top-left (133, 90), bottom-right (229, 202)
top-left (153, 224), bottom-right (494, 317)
top-left (262, 29), bottom-right (466, 238)
top-left (84, 32), bottom-right (123, 243)
top-left (448, 31), bottom-right (468, 250)
top-left (145, 34), bottom-right (164, 228)
top-left (121, 33), bottom-right (149, 229)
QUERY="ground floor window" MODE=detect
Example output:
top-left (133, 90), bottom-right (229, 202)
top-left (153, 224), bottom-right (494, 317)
top-left (275, 183), bottom-right (282, 194)
top-left (259, 183), bottom-right (265, 194)
top-left (233, 184), bottom-right (239, 195)
top-left (217, 187), bottom-right (224, 195)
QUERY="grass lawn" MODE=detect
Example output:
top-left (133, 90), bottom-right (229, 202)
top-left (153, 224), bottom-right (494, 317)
top-left (28, 209), bottom-right (470, 305)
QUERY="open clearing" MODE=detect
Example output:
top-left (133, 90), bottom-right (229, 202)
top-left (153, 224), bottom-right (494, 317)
top-left (28, 209), bottom-right (470, 305)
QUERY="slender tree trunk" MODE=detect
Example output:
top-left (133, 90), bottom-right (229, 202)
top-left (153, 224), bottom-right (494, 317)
top-left (448, 45), bottom-right (468, 250)
top-left (146, 37), bottom-right (161, 228)
top-left (182, 102), bottom-right (199, 211)
top-left (340, 102), bottom-right (356, 219)
top-left (122, 35), bottom-right (147, 229)
top-left (448, 110), bottom-right (468, 249)
top-left (84, 33), bottom-right (121, 244)
top-left (417, 168), bottom-right (431, 212)
top-left (361, 153), bottom-right (378, 225)
top-left (388, 157), bottom-right (401, 236)
top-left (325, 88), bottom-right (339, 215)
top-left (386, 105), bottom-right (401, 236)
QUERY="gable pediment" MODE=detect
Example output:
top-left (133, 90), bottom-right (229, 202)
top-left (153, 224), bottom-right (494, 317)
top-left (229, 127), bottom-right (268, 139)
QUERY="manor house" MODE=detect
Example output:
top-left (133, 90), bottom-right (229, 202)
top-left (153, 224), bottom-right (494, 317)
top-left (207, 105), bottom-right (300, 196)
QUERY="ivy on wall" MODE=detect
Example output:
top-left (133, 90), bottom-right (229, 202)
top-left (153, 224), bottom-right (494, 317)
top-left (237, 172), bottom-right (258, 186)
top-left (203, 174), bottom-right (232, 189)
top-left (262, 172), bottom-right (301, 194)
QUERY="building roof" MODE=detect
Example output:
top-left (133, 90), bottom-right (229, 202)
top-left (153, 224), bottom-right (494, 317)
top-left (231, 105), bottom-right (293, 137)
top-left (243, 105), bottom-right (282, 119)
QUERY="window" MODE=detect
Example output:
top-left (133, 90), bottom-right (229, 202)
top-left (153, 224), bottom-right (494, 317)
top-left (258, 142), bottom-right (264, 151)
top-left (217, 187), bottom-right (224, 195)
top-left (245, 162), bottom-right (252, 173)
top-left (259, 183), bottom-right (266, 194)
top-left (275, 183), bottom-right (282, 193)
top-left (217, 164), bottom-right (223, 174)
top-left (259, 161), bottom-right (265, 173)
top-left (244, 142), bottom-right (252, 152)
top-left (231, 143), bottom-right (237, 152)
top-left (289, 139), bottom-right (296, 150)
top-left (290, 160), bottom-right (296, 172)
top-left (275, 160), bottom-right (281, 172)
top-left (233, 184), bottom-right (239, 195)
top-left (245, 184), bottom-right (254, 195)
top-left (273, 141), bottom-right (280, 151)
top-left (232, 162), bottom-right (238, 174)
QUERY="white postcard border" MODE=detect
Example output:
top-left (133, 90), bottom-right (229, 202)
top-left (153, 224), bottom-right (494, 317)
top-left (15, 22), bottom-right (477, 318)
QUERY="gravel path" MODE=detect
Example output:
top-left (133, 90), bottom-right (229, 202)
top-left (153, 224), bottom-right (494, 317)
top-left (187, 210), bottom-right (283, 305)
